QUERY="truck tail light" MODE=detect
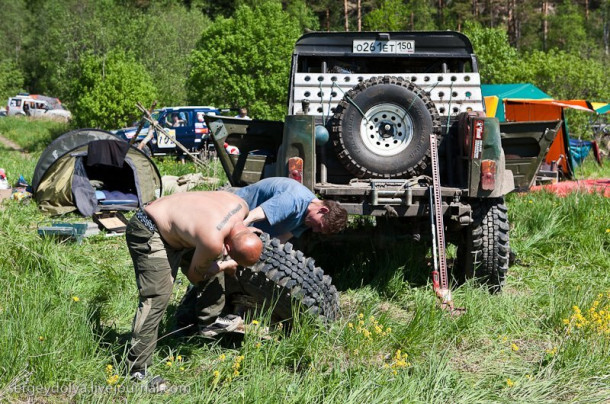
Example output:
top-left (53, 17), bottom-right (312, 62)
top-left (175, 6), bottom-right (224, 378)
top-left (481, 160), bottom-right (496, 190)
top-left (287, 157), bottom-right (303, 183)
top-left (195, 128), bottom-right (209, 134)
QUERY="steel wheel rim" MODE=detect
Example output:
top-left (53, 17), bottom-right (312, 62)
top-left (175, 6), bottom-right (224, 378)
top-left (359, 103), bottom-right (414, 156)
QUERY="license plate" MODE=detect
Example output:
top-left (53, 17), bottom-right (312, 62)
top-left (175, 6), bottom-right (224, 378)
top-left (157, 129), bottom-right (176, 148)
top-left (353, 40), bottom-right (414, 54)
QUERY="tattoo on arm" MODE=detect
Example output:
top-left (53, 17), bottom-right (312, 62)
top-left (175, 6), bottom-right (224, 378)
top-left (216, 204), bottom-right (243, 231)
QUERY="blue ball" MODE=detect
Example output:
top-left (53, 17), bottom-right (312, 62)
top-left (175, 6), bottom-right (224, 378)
top-left (315, 125), bottom-right (329, 146)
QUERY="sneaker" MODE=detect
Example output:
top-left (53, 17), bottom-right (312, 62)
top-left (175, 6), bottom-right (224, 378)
top-left (199, 314), bottom-right (244, 337)
top-left (130, 371), bottom-right (168, 393)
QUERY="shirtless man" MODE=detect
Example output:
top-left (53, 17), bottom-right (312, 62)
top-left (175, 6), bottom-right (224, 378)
top-left (125, 191), bottom-right (262, 386)
top-left (175, 177), bottom-right (348, 337)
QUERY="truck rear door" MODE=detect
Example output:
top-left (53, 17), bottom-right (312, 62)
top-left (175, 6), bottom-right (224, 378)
top-left (206, 115), bottom-right (284, 186)
top-left (500, 120), bottom-right (562, 191)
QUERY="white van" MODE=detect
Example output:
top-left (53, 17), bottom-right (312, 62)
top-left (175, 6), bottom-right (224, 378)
top-left (7, 94), bottom-right (72, 122)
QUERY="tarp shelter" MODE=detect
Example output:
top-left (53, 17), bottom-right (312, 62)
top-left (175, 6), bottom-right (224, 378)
top-left (482, 84), bottom-right (610, 179)
top-left (481, 84), bottom-right (576, 178)
top-left (482, 83), bottom-right (552, 121)
top-left (33, 128), bottom-right (162, 216)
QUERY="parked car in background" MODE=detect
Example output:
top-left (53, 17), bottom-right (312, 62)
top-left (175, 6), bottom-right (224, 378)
top-left (113, 106), bottom-right (221, 158)
top-left (111, 110), bottom-right (159, 143)
top-left (7, 94), bottom-right (72, 122)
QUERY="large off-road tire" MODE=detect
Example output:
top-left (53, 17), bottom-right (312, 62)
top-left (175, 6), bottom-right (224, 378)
top-left (454, 198), bottom-right (510, 293)
top-left (330, 76), bottom-right (441, 179)
top-left (232, 233), bottom-right (340, 321)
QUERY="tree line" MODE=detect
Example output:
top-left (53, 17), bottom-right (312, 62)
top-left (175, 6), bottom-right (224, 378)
top-left (0, 0), bottom-right (608, 129)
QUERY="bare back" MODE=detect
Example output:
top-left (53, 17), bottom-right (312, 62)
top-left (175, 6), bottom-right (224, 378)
top-left (145, 191), bottom-right (249, 255)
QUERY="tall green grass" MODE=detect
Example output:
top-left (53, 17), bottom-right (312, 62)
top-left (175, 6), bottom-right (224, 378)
top-left (0, 121), bottom-right (609, 402)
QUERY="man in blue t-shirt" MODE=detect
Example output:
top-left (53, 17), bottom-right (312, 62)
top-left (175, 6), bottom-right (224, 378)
top-left (237, 177), bottom-right (346, 242)
top-left (175, 177), bottom-right (348, 336)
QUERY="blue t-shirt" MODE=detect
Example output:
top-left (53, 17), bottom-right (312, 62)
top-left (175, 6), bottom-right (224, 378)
top-left (235, 177), bottom-right (315, 238)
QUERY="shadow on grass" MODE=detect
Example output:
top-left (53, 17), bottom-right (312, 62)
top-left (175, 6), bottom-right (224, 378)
top-left (94, 302), bottom-right (246, 371)
top-left (294, 224), bottom-right (432, 295)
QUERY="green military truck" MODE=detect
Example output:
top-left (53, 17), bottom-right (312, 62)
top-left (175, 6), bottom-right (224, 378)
top-left (207, 31), bottom-right (560, 320)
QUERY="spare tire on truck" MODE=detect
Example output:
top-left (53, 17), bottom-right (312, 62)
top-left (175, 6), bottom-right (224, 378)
top-left (330, 76), bottom-right (441, 179)
top-left (230, 233), bottom-right (340, 322)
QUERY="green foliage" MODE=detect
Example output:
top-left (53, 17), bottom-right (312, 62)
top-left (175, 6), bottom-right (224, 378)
top-left (547, 0), bottom-right (588, 54)
top-left (0, 0), bottom-right (29, 62)
top-left (464, 22), bottom-right (523, 84)
top-left (0, 60), bottom-right (25, 102)
top-left (70, 51), bottom-right (157, 129)
top-left (363, 0), bottom-right (410, 31)
top-left (21, 0), bottom-right (133, 100)
top-left (124, 3), bottom-right (211, 106)
top-left (363, 0), bottom-right (435, 31)
top-left (282, 0), bottom-right (321, 31)
top-left (187, 0), bottom-right (302, 119)
top-left (2, 0), bottom-right (608, 123)
top-left (517, 49), bottom-right (610, 100)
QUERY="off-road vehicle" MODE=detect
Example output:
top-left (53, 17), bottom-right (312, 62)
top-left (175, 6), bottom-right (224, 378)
top-left (7, 94), bottom-right (72, 122)
top-left (114, 106), bottom-right (221, 158)
top-left (205, 31), bottom-right (560, 321)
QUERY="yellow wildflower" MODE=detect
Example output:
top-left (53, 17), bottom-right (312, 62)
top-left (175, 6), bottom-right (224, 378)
top-left (511, 343), bottom-right (519, 352)
top-left (107, 374), bottom-right (119, 386)
top-left (177, 355), bottom-right (182, 361)
top-left (38, 336), bottom-right (44, 341)
top-left (166, 361), bottom-right (172, 367)
top-left (506, 378), bottom-right (514, 387)
top-left (72, 296), bottom-right (80, 302)
top-left (219, 354), bottom-right (226, 361)
top-left (347, 322), bottom-right (354, 329)
top-left (251, 320), bottom-right (259, 325)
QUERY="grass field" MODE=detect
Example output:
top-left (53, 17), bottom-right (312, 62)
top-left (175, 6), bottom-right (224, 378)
top-left (0, 117), bottom-right (609, 403)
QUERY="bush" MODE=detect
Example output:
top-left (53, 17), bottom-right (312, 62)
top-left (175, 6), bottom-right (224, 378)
top-left (70, 51), bottom-right (157, 130)
top-left (187, 0), bottom-right (302, 120)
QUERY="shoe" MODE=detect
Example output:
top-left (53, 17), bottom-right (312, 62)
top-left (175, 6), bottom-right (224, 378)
top-left (199, 314), bottom-right (244, 337)
top-left (130, 371), bottom-right (168, 393)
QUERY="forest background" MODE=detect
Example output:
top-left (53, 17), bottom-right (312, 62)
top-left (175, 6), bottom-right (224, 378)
top-left (0, 0), bottom-right (608, 130)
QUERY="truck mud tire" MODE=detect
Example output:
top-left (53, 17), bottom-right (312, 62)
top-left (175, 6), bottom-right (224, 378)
top-left (330, 76), bottom-right (441, 179)
top-left (233, 233), bottom-right (340, 322)
top-left (455, 198), bottom-right (510, 293)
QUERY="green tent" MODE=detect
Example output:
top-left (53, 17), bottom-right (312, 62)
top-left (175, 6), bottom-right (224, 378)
top-left (33, 128), bottom-right (162, 216)
top-left (481, 83), bottom-right (552, 122)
